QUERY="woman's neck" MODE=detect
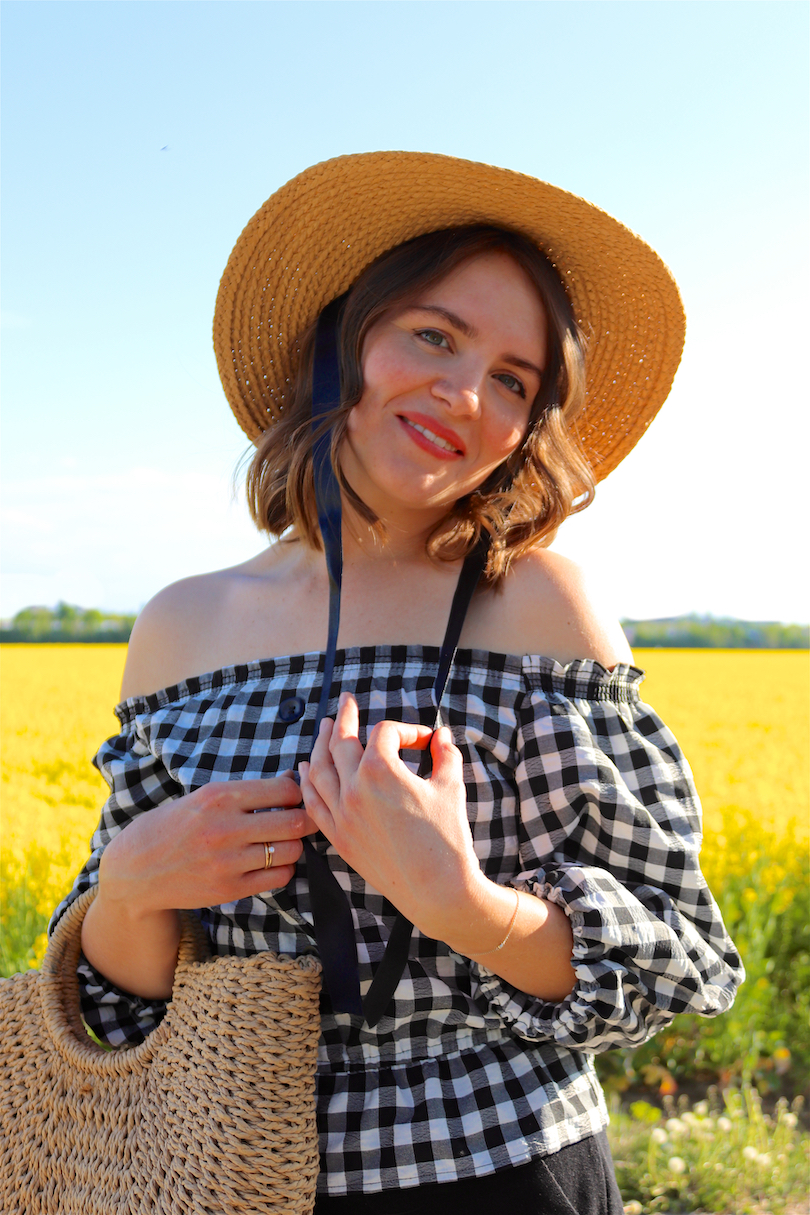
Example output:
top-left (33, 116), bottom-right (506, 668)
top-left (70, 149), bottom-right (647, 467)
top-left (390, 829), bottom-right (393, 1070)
top-left (338, 499), bottom-right (450, 570)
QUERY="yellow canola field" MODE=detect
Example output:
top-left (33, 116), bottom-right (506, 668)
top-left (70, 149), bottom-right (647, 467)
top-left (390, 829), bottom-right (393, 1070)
top-left (636, 648), bottom-right (809, 842)
top-left (1, 645), bottom-right (808, 943)
top-left (1, 645), bottom-right (127, 924)
top-left (635, 648), bottom-right (809, 899)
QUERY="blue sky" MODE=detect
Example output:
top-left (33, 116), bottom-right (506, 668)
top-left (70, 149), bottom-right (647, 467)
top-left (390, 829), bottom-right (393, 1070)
top-left (2, 0), bottom-right (808, 622)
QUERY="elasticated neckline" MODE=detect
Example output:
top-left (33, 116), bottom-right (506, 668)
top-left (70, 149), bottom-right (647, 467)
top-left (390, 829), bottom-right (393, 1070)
top-left (115, 646), bottom-right (645, 723)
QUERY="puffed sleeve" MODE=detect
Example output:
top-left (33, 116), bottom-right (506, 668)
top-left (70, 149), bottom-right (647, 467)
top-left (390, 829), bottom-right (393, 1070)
top-left (48, 709), bottom-right (185, 1048)
top-left (470, 658), bottom-right (744, 1054)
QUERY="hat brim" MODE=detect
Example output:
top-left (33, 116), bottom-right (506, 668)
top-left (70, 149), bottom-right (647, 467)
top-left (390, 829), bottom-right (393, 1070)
top-left (213, 151), bottom-right (685, 482)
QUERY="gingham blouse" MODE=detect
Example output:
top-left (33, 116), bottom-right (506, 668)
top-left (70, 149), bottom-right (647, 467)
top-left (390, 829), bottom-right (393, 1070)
top-left (51, 646), bottom-right (743, 1197)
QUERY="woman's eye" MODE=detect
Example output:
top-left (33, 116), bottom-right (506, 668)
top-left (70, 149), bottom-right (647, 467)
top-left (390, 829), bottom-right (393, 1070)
top-left (415, 329), bottom-right (449, 349)
top-left (495, 372), bottom-right (526, 398)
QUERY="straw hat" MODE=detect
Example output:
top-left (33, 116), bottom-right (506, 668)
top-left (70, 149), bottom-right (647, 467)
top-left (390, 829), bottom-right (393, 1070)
top-left (213, 151), bottom-right (685, 482)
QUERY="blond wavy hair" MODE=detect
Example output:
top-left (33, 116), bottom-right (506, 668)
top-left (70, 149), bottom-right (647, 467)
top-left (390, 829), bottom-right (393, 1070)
top-left (245, 225), bottom-right (595, 586)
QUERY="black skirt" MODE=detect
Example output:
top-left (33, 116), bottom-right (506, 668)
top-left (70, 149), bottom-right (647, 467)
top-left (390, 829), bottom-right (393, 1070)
top-left (314, 1130), bottom-right (625, 1215)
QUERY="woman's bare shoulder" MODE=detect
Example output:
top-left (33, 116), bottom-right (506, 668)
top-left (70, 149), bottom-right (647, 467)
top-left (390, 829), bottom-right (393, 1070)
top-left (119, 547), bottom-right (293, 701)
top-left (119, 571), bottom-right (236, 701)
top-left (479, 548), bottom-right (634, 668)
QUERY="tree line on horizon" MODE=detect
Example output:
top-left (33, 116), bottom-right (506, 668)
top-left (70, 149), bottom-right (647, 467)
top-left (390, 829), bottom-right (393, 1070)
top-left (0, 602), bottom-right (137, 644)
top-left (621, 615), bottom-right (808, 649)
top-left (0, 603), bottom-right (808, 648)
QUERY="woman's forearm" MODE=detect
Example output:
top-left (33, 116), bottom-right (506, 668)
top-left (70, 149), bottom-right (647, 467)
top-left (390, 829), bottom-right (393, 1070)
top-left (438, 878), bottom-right (577, 1002)
top-left (81, 891), bottom-right (181, 1001)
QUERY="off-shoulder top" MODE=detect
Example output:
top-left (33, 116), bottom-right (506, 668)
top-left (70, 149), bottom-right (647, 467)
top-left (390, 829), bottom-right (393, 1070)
top-left (50, 646), bottom-right (744, 1197)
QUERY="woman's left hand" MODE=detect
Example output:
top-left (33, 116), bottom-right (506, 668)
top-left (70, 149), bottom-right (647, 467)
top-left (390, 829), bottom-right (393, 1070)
top-left (299, 692), bottom-right (489, 942)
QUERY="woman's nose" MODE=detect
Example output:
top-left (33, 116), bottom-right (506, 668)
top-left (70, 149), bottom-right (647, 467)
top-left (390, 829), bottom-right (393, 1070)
top-left (430, 370), bottom-right (483, 415)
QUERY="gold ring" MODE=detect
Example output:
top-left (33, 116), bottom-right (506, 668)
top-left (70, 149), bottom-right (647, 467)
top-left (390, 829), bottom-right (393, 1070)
top-left (263, 842), bottom-right (275, 870)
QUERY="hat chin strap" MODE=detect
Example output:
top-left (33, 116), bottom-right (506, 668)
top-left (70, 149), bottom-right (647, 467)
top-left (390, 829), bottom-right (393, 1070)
top-left (302, 297), bottom-right (363, 1017)
top-left (303, 300), bottom-right (489, 1027)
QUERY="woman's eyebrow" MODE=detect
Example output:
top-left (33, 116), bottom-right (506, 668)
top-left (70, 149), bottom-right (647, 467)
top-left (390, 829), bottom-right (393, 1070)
top-left (505, 353), bottom-right (544, 379)
top-left (408, 304), bottom-right (544, 379)
top-left (408, 304), bottom-right (477, 338)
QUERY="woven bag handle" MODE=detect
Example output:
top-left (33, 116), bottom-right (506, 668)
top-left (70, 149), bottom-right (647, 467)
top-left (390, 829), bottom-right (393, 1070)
top-left (38, 886), bottom-right (211, 1074)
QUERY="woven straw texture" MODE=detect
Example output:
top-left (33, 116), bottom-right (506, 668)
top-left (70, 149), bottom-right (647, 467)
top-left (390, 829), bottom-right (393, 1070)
top-left (213, 150), bottom-right (686, 481)
top-left (0, 888), bottom-right (322, 1215)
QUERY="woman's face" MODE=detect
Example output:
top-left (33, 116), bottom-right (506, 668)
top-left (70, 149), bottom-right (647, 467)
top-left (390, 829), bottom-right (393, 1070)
top-left (342, 251), bottom-right (548, 532)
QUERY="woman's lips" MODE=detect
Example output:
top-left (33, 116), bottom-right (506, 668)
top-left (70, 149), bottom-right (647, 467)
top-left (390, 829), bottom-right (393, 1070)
top-left (397, 412), bottom-right (464, 459)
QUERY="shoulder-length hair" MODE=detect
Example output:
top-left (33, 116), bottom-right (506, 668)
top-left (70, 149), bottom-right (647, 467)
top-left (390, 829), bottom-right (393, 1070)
top-left (245, 224), bottom-right (595, 586)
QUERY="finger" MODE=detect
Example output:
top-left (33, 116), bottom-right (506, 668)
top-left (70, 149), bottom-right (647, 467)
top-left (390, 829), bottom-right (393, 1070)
top-left (246, 837), bottom-right (304, 875)
top-left (235, 775), bottom-right (303, 808)
top-left (235, 863), bottom-right (299, 898)
top-left (328, 693), bottom-right (365, 782)
top-left (193, 776), bottom-right (303, 815)
top-left (245, 806), bottom-right (311, 843)
top-left (285, 774), bottom-right (319, 834)
top-left (299, 807), bottom-right (320, 836)
top-left (307, 718), bottom-right (342, 807)
top-left (298, 760), bottom-right (336, 837)
top-left (428, 725), bottom-right (464, 786)
top-left (366, 719), bottom-right (436, 760)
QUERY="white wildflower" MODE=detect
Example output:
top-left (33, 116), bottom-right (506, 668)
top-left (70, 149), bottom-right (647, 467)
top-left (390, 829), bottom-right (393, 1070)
top-left (693, 1101), bottom-right (709, 1117)
top-left (743, 1145), bottom-right (759, 1161)
top-left (681, 1111), bottom-right (699, 1126)
top-left (781, 1112), bottom-right (798, 1129)
top-left (651, 1127), bottom-right (668, 1145)
top-left (668, 1156), bottom-right (687, 1174)
top-left (757, 1153), bottom-right (772, 1168)
top-left (623, 1203), bottom-right (644, 1215)
top-left (665, 1118), bottom-right (687, 1135)
top-left (717, 1116), bottom-right (733, 1133)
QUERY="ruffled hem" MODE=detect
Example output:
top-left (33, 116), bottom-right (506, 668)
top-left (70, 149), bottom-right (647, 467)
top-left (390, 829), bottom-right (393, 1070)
top-left (315, 1036), bottom-right (607, 1195)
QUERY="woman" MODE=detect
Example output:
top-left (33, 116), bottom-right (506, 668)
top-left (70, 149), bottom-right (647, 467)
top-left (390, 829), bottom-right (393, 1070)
top-left (50, 153), bottom-right (743, 1213)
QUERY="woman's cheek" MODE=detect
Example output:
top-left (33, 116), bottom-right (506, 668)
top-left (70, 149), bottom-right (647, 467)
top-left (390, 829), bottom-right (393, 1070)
top-left (489, 413), bottom-right (529, 464)
top-left (360, 330), bottom-right (423, 401)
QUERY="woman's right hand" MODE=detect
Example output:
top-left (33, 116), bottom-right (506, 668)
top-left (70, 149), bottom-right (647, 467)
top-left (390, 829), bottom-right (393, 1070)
top-left (97, 774), bottom-right (311, 914)
top-left (81, 774), bottom-right (312, 1000)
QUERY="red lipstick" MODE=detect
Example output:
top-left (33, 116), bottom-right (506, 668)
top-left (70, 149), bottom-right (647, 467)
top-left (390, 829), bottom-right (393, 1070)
top-left (397, 412), bottom-right (465, 458)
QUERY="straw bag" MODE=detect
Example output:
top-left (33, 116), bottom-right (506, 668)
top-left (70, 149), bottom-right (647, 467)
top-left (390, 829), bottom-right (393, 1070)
top-left (0, 886), bottom-right (322, 1215)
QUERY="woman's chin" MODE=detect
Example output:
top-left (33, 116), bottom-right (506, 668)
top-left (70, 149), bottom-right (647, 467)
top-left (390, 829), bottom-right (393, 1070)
top-left (340, 457), bottom-right (460, 523)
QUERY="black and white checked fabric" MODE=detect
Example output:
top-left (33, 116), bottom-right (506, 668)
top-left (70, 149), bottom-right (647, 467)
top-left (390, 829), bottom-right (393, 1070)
top-left (50, 647), bottom-right (744, 1196)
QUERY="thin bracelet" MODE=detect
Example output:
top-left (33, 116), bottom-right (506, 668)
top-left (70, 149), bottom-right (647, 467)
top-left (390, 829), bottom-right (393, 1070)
top-left (474, 887), bottom-right (521, 956)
